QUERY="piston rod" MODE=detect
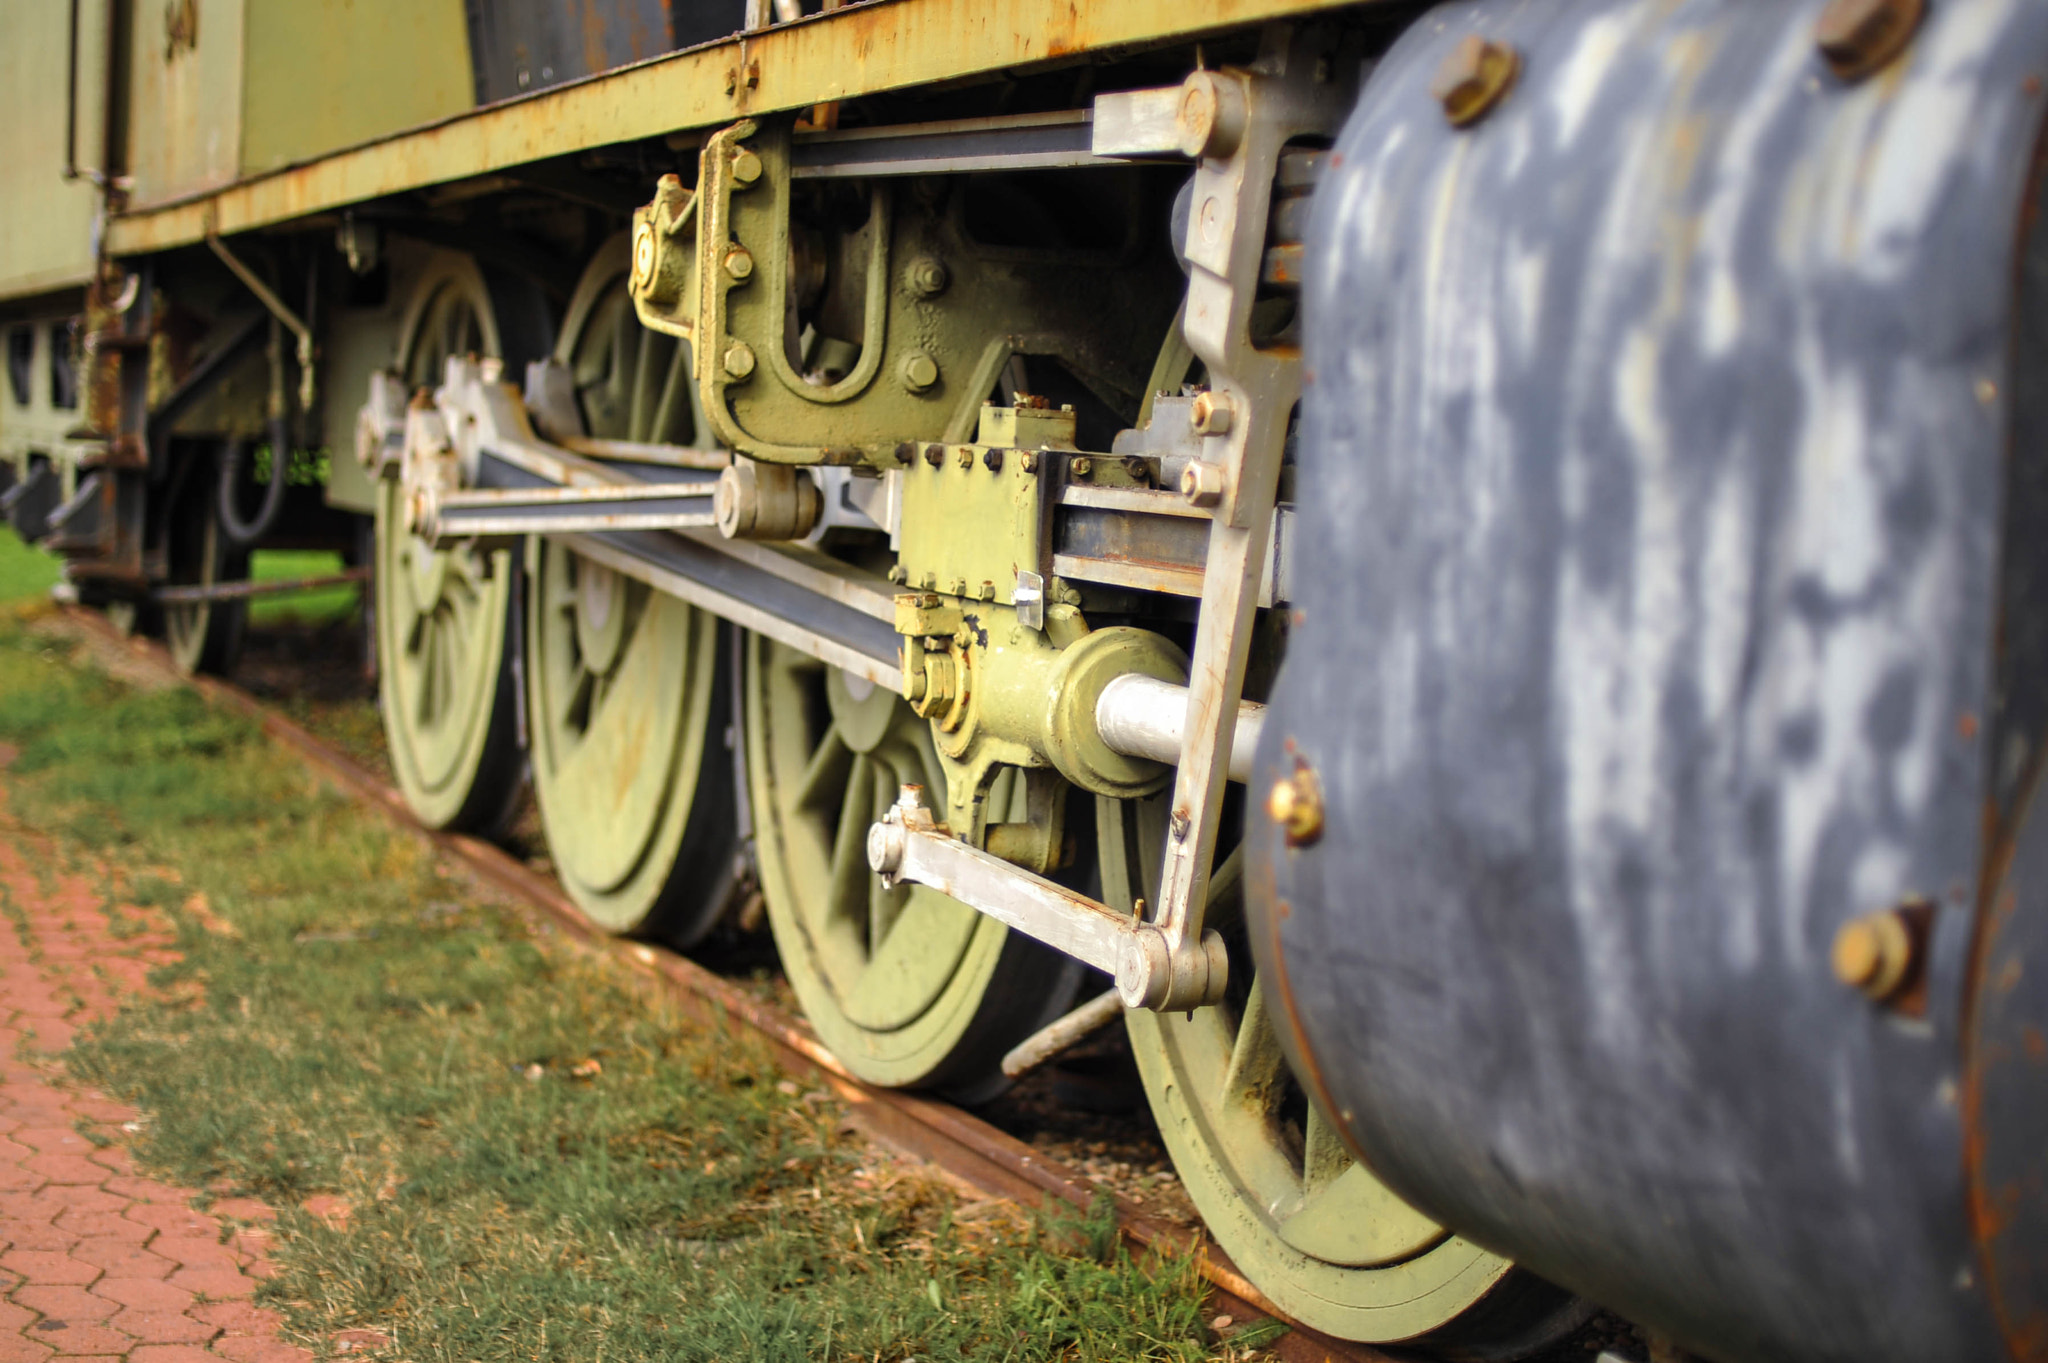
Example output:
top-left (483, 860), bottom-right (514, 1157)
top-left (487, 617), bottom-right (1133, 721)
top-left (1095, 672), bottom-right (1263, 784)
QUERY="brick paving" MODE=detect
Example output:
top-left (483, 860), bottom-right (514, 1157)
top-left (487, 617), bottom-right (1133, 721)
top-left (0, 803), bottom-right (316, 1363)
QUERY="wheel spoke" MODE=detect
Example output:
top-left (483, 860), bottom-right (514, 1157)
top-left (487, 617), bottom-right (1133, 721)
top-left (826, 754), bottom-right (876, 931)
top-left (1222, 979), bottom-right (1289, 1118)
top-left (1302, 1103), bottom-right (1354, 1200)
top-left (795, 725), bottom-right (854, 814)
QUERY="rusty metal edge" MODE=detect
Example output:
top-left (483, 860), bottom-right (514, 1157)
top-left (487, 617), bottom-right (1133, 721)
top-left (48, 603), bottom-right (1389, 1363)
top-left (102, 0), bottom-right (1368, 257)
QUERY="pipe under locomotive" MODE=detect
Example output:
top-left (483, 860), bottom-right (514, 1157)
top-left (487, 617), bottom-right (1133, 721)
top-left (1, 1), bottom-right (2043, 1360)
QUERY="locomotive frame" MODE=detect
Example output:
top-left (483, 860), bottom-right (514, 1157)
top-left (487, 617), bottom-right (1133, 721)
top-left (4, 1), bottom-right (2045, 1360)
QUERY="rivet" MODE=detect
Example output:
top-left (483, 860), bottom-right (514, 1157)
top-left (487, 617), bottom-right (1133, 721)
top-left (722, 342), bottom-right (756, 379)
top-left (1266, 764), bottom-right (1324, 848)
top-left (1430, 34), bottom-right (1521, 128)
top-left (1816, 0), bottom-right (1925, 83)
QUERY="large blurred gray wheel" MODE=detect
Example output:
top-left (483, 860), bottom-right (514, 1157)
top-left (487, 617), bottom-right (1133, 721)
top-left (373, 253), bottom-right (526, 834)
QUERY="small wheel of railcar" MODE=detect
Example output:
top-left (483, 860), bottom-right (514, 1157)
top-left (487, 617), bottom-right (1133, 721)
top-left (162, 483), bottom-right (246, 678)
top-left (373, 253), bottom-right (529, 834)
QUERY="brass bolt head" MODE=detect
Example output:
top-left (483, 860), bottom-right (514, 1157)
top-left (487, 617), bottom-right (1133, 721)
top-left (901, 352), bottom-right (940, 392)
top-left (1190, 389), bottom-right (1235, 435)
top-left (1430, 34), bottom-right (1521, 128)
top-left (954, 445), bottom-right (974, 469)
top-left (1832, 908), bottom-right (1916, 1001)
top-left (722, 341), bottom-right (756, 379)
top-left (1267, 765), bottom-right (1324, 848)
top-left (1816, 0), bottom-right (1925, 82)
top-left (1180, 460), bottom-right (1225, 507)
top-left (723, 244), bottom-right (755, 281)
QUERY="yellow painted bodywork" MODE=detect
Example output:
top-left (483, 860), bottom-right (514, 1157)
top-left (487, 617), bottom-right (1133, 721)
top-left (125, 0), bottom-right (474, 210)
top-left (104, 0), bottom-right (1358, 255)
top-left (240, 0), bottom-right (473, 180)
top-left (0, 0), bottom-right (111, 299)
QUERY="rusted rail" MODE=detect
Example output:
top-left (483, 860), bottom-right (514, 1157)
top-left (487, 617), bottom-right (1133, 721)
top-left (51, 603), bottom-right (1390, 1363)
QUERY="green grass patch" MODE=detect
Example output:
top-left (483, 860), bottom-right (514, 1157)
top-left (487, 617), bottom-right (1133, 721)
top-left (0, 621), bottom-right (1225, 1363)
top-left (0, 527), bottom-right (61, 603)
top-left (249, 549), bottom-right (361, 627)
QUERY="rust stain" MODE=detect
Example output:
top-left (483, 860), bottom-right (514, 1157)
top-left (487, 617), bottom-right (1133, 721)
top-left (1961, 709), bottom-right (1981, 740)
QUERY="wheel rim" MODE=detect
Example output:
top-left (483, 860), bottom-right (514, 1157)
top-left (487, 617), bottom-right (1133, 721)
top-left (1102, 794), bottom-right (1519, 1344)
top-left (163, 497), bottom-right (243, 677)
top-left (373, 257), bottom-right (521, 832)
top-left (525, 236), bottom-right (734, 939)
top-left (746, 635), bottom-right (1078, 1092)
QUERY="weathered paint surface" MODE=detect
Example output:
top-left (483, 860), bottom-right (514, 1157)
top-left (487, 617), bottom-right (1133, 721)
top-left (101, 0), bottom-right (1362, 257)
top-left (0, 0), bottom-right (110, 299)
top-left (1252, 1), bottom-right (2048, 1360)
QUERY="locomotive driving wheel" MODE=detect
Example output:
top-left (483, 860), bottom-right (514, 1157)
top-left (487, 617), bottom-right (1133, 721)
top-left (373, 253), bottom-right (526, 833)
top-left (745, 637), bottom-right (1081, 1097)
top-left (525, 236), bottom-right (737, 942)
top-left (1103, 796), bottom-right (1587, 1355)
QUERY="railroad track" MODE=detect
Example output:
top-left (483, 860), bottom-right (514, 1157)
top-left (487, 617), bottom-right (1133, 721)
top-left (49, 604), bottom-right (1389, 1363)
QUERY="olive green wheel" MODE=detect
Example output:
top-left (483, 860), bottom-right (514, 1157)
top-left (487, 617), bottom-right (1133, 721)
top-left (523, 236), bottom-right (737, 941)
top-left (746, 635), bottom-right (1082, 1098)
top-left (163, 487), bottom-right (245, 677)
top-left (373, 253), bottom-right (527, 833)
top-left (1102, 797), bottom-right (1588, 1355)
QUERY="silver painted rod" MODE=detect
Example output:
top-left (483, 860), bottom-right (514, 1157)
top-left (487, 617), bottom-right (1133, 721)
top-left (1094, 672), bottom-right (1264, 784)
top-left (1000, 989), bottom-right (1123, 1080)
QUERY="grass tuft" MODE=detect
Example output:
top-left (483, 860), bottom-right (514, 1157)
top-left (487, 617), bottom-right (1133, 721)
top-left (0, 619), bottom-right (1225, 1363)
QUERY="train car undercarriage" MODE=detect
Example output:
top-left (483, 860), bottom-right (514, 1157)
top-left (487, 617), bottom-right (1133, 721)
top-left (5, 0), bottom-right (2047, 1359)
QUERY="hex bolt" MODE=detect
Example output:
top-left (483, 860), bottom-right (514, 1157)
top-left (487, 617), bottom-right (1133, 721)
top-left (1832, 906), bottom-right (1920, 1002)
top-left (1191, 389), bottom-right (1235, 435)
top-left (901, 351), bottom-right (940, 392)
top-left (893, 441), bottom-right (915, 465)
top-left (1020, 451), bottom-right (1040, 473)
top-left (1176, 71), bottom-right (1248, 159)
top-left (982, 447), bottom-right (1004, 472)
top-left (722, 341), bottom-right (756, 379)
top-left (923, 443), bottom-right (944, 468)
top-left (1123, 456), bottom-right (1150, 483)
top-left (1071, 456), bottom-right (1094, 479)
top-left (1430, 34), bottom-right (1521, 128)
top-left (1266, 764), bottom-right (1324, 848)
top-left (723, 244), bottom-right (755, 281)
top-left (955, 446), bottom-right (974, 469)
top-left (907, 256), bottom-right (950, 297)
top-left (1816, 0), bottom-right (1925, 82)
top-left (731, 148), bottom-right (763, 186)
top-left (1181, 460), bottom-right (1225, 507)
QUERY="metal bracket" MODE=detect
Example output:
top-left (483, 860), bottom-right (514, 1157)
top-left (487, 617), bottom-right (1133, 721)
top-left (205, 231), bottom-right (316, 412)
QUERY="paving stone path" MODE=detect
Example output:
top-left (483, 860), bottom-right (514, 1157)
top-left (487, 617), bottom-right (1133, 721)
top-left (0, 800), bottom-right (315, 1363)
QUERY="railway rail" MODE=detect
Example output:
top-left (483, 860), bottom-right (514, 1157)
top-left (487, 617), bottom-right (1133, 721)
top-left (48, 600), bottom-right (1388, 1363)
